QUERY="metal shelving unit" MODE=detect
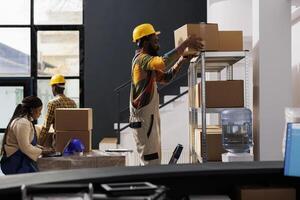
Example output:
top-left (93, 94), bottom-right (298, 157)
top-left (188, 51), bottom-right (249, 163)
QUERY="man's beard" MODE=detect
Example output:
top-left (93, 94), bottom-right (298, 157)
top-left (147, 43), bottom-right (159, 56)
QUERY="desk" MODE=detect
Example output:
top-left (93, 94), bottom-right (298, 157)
top-left (1, 161), bottom-right (300, 199)
top-left (37, 150), bottom-right (125, 171)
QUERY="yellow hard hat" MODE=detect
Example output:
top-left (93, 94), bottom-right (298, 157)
top-left (49, 74), bottom-right (65, 86)
top-left (132, 23), bottom-right (160, 43)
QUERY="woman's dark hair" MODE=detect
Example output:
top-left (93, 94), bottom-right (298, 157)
top-left (1, 96), bottom-right (43, 155)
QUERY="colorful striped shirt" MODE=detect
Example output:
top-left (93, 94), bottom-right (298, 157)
top-left (131, 49), bottom-right (181, 109)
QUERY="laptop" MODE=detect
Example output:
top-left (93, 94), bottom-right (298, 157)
top-left (42, 139), bottom-right (72, 157)
top-left (284, 123), bottom-right (300, 177)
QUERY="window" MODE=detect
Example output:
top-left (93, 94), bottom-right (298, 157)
top-left (0, 0), bottom-right (84, 130)
top-left (0, 28), bottom-right (31, 77)
top-left (34, 0), bottom-right (83, 25)
top-left (36, 28), bottom-right (83, 124)
top-left (0, 0), bottom-right (30, 25)
top-left (0, 87), bottom-right (23, 128)
top-left (37, 31), bottom-right (80, 76)
top-left (0, 78), bottom-right (33, 130)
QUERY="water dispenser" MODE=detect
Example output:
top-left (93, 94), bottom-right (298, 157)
top-left (221, 108), bottom-right (254, 162)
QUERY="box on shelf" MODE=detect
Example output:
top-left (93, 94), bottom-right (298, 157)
top-left (195, 126), bottom-right (225, 161)
top-left (174, 23), bottom-right (219, 55)
top-left (55, 108), bottom-right (93, 131)
top-left (55, 130), bottom-right (92, 152)
top-left (195, 80), bottom-right (244, 108)
top-left (219, 31), bottom-right (243, 51)
top-left (99, 137), bottom-right (118, 151)
top-left (238, 187), bottom-right (296, 200)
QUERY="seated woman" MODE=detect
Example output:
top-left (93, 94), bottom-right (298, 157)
top-left (0, 96), bottom-right (49, 174)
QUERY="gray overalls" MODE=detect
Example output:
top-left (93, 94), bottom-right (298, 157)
top-left (129, 56), bottom-right (162, 165)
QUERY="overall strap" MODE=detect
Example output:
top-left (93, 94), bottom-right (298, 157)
top-left (130, 52), bottom-right (141, 98)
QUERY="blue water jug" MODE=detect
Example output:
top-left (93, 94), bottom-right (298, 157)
top-left (221, 108), bottom-right (253, 153)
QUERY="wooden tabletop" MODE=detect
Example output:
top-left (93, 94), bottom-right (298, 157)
top-left (37, 150), bottom-right (126, 171)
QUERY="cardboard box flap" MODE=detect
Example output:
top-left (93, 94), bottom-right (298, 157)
top-left (100, 138), bottom-right (118, 144)
top-left (174, 23), bottom-right (219, 54)
top-left (197, 126), bottom-right (222, 134)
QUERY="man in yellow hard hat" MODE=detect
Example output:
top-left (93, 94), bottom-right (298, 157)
top-left (38, 74), bottom-right (77, 146)
top-left (129, 23), bottom-right (203, 165)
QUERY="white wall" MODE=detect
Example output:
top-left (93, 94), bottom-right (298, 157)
top-left (253, 0), bottom-right (292, 160)
top-left (207, 0), bottom-right (253, 125)
top-left (209, 0), bottom-right (293, 161)
top-left (252, 0), bottom-right (260, 160)
top-left (207, 0), bottom-right (253, 50)
top-left (292, 8), bottom-right (300, 107)
top-left (208, 0), bottom-right (252, 36)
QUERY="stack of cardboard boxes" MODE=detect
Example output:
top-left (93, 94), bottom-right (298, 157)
top-left (175, 23), bottom-right (245, 161)
top-left (54, 108), bottom-right (93, 152)
top-left (174, 22), bottom-right (245, 110)
top-left (174, 23), bottom-right (243, 53)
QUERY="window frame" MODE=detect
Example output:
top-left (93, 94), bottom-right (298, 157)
top-left (0, 0), bottom-right (84, 131)
top-left (32, 25), bottom-right (84, 106)
top-left (0, 77), bottom-right (33, 131)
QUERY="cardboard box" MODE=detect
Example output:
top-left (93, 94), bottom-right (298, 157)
top-left (55, 108), bottom-right (93, 131)
top-left (174, 23), bottom-right (219, 55)
top-left (99, 137), bottom-right (118, 151)
top-left (196, 80), bottom-right (244, 108)
top-left (219, 31), bottom-right (243, 51)
top-left (55, 130), bottom-right (92, 152)
top-left (239, 187), bottom-right (296, 200)
top-left (195, 126), bottom-right (225, 161)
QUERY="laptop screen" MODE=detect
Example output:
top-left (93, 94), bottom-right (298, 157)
top-left (284, 123), bottom-right (300, 177)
